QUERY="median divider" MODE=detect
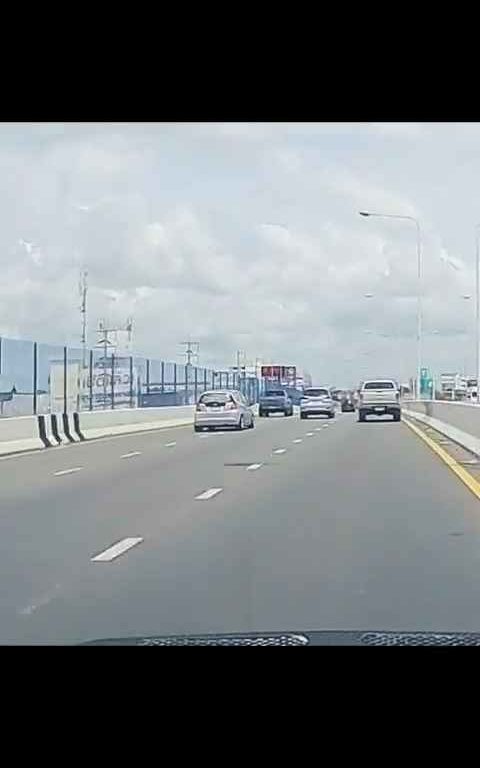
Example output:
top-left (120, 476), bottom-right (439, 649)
top-left (0, 414), bottom-right (52, 455)
top-left (78, 406), bottom-right (195, 441)
top-left (0, 402), bottom-right (262, 456)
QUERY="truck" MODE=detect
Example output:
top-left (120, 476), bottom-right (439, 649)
top-left (358, 379), bottom-right (401, 423)
top-left (258, 388), bottom-right (294, 417)
top-left (466, 378), bottom-right (477, 400)
top-left (440, 373), bottom-right (467, 400)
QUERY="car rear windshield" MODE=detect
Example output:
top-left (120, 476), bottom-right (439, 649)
top-left (304, 389), bottom-right (329, 397)
top-left (363, 381), bottom-right (395, 390)
top-left (199, 393), bottom-right (232, 405)
top-left (265, 390), bottom-right (285, 397)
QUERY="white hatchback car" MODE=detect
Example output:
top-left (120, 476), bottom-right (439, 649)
top-left (194, 389), bottom-right (255, 432)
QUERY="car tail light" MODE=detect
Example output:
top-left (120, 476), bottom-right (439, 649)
top-left (224, 401), bottom-right (236, 410)
top-left (196, 403), bottom-right (207, 412)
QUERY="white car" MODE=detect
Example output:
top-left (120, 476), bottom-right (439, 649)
top-left (194, 389), bottom-right (255, 432)
top-left (300, 387), bottom-right (336, 419)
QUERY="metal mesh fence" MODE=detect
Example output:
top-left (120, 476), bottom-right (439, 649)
top-left (0, 335), bottom-right (259, 416)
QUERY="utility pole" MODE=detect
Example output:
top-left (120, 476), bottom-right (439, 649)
top-left (95, 319), bottom-right (120, 407)
top-left (234, 350), bottom-right (246, 389)
top-left (180, 340), bottom-right (200, 366)
top-left (79, 269), bottom-right (88, 369)
top-left (125, 317), bottom-right (134, 353)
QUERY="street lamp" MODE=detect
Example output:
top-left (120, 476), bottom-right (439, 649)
top-left (359, 210), bottom-right (422, 398)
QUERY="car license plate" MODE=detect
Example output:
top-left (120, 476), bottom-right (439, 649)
top-left (374, 407), bottom-right (385, 412)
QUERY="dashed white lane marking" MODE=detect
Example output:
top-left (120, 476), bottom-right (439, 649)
top-left (246, 463), bottom-right (263, 471)
top-left (195, 487), bottom-right (223, 500)
top-left (306, 432), bottom-right (314, 437)
top-left (273, 448), bottom-right (287, 455)
top-left (164, 441), bottom-right (177, 447)
top-left (120, 451), bottom-right (142, 459)
top-left (315, 427), bottom-right (322, 432)
top-left (198, 434), bottom-right (209, 439)
top-left (54, 467), bottom-right (83, 477)
top-left (293, 439), bottom-right (302, 444)
top-left (91, 537), bottom-right (144, 562)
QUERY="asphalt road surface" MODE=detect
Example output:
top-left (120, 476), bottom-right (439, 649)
top-left (2, 409), bottom-right (480, 644)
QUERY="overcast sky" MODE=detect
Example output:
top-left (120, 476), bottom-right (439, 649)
top-left (1, 121), bottom-right (480, 385)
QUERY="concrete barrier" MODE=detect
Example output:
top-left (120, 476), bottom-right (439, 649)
top-left (403, 400), bottom-right (480, 457)
top-left (76, 406), bottom-right (195, 440)
top-left (0, 415), bottom-right (49, 455)
top-left (0, 402), bottom-right (259, 455)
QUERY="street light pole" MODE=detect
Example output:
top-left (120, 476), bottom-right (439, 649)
top-left (359, 211), bottom-right (423, 399)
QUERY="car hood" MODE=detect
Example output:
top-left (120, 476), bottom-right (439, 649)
top-left (81, 630), bottom-right (480, 646)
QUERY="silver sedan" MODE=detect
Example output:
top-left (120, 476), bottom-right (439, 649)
top-left (194, 390), bottom-right (255, 432)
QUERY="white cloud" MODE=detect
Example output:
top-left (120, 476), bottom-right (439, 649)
top-left (0, 122), bottom-right (479, 383)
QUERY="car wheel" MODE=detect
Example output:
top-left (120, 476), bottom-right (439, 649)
top-left (300, 413), bottom-right (306, 420)
top-left (394, 413), bottom-right (401, 422)
top-left (358, 412), bottom-right (366, 423)
top-left (237, 416), bottom-right (244, 430)
top-left (259, 409), bottom-right (264, 417)
top-left (249, 416), bottom-right (255, 429)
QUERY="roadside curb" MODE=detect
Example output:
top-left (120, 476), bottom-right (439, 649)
top-left (403, 415), bottom-right (480, 501)
top-left (403, 408), bottom-right (480, 458)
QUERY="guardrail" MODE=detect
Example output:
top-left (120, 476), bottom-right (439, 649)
top-left (403, 399), bottom-right (480, 457)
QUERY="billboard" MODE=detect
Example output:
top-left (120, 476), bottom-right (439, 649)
top-left (86, 357), bottom-right (137, 409)
top-left (49, 357), bottom-right (137, 411)
top-left (261, 365), bottom-right (296, 381)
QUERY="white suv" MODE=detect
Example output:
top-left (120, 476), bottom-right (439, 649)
top-left (300, 387), bottom-right (335, 419)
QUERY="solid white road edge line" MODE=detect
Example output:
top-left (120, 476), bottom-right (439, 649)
top-left (120, 451), bottom-right (142, 459)
top-left (195, 487), bottom-right (223, 500)
top-left (91, 537), bottom-right (144, 563)
top-left (246, 463), bottom-right (263, 471)
top-left (53, 467), bottom-right (83, 477)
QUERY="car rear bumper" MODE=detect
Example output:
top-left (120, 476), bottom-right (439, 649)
top-left (260, 406), bottom-right (288, 412)
top-left (194, 412), bottom-right (240, 427)
top-left (360, 405), bottom-right (401, 416)
top-left (300, 408), bottom-right (334, 416)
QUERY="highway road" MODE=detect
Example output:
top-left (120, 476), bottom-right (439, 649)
top-left (2, 409), bottom-right (480, 643)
